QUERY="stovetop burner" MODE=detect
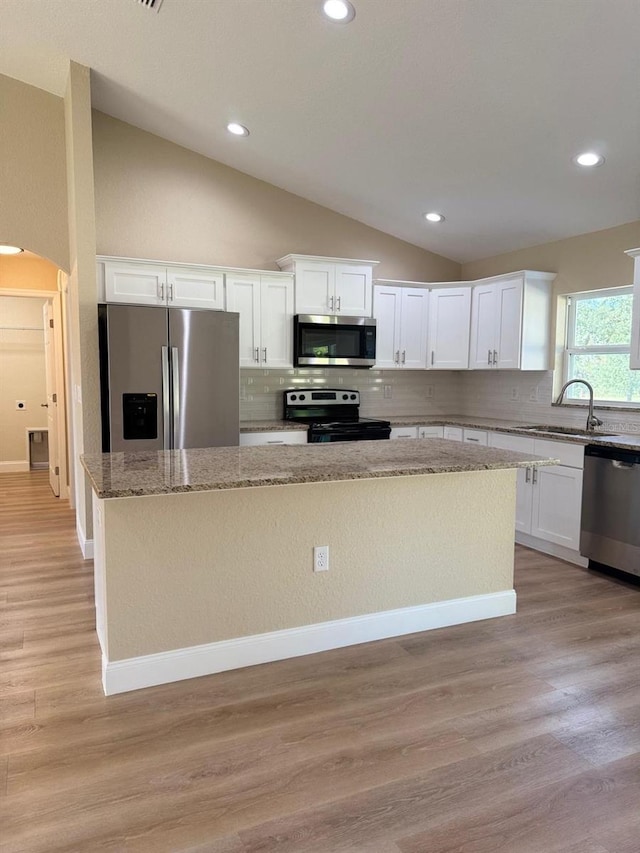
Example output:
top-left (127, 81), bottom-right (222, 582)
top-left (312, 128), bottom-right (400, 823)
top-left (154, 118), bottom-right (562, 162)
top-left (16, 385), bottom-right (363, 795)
top-left (283, 388), bottom-right (391, 442)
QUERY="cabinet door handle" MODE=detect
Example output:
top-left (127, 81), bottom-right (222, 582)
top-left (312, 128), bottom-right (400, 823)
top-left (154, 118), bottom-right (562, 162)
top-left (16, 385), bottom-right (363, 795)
top-left (336, 296), bottom-right (341, 310)
top-left (466, 437), bottom-right (480, 442)
top-left (431, 351), bottom-right (434, 366)
top-left (263, 347), bottom-right (267, 363)
top-left (266, 440), bottom-right (284, 444)
top-left (254, 347), bottom-right (260, 363)
top-left (168, 282), bottom-right (174, 301)
top-left (525, 467), bottom-right (531, 483)
top-left (395, 350), bottom-right (400, 364)
top-left (532, 467), bottom-right (538, 485)
top-left (493, 349), bottom-right (498, 365)
top-left (401, 350), bottom-right (406, 364)
top-left (159, 281), bottom-right (165, 300)
top-left (488, 349), bottom-right (492, 365)
top-left (329, 295), bottom-right (334, 311)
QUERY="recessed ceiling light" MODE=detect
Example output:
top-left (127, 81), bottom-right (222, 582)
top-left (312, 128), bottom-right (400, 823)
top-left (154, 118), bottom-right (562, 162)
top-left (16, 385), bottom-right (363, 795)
top-left (574, 151), bottom-right (604, 167)
top-left (227, 123), bottom-right (249, 137)
top-left (322, 0), bottom-right (356, 23)
top-left (0, 245), bottom-right (24, 255)
top-left (424, 212), bottom-right (445, 223)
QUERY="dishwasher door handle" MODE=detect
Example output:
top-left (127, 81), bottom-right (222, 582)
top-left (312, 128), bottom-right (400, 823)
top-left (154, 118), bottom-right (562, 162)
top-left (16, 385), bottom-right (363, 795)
top-left (612, 460), bottom-right (637, 470)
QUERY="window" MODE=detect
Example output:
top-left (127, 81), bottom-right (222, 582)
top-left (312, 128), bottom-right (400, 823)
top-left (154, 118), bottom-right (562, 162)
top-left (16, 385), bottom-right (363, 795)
top-left (564, 287), bottom-right (640, 404)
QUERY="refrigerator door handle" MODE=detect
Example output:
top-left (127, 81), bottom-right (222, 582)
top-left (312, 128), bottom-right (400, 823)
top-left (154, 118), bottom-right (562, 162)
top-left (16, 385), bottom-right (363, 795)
top-left (171, 347), bottom-right (180, 448)
top-left (161, 346), bottom-right (171, 449)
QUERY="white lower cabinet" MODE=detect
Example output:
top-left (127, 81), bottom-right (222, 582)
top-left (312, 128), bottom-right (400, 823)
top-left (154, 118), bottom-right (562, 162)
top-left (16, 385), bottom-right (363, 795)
top-left (443, 427), bottom-right (463, 441)
top-left (488, 431), bottom-right (584, 561)
top-left (418, 426), bottom-right (444, 439)
top-left (390, 426), bottom-right (418, 440)
top-left (463, 428), bottom-right (488, 446)
top-left (240, 430), bottom-right (307, 446)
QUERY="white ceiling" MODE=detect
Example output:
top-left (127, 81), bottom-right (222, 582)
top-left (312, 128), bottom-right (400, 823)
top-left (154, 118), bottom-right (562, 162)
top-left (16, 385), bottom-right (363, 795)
top-left (1, 0), bottom-right (639, 263)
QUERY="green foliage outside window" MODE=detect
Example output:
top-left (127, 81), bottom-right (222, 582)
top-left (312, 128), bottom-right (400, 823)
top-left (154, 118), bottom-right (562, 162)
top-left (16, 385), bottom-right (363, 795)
top-left (566, 290), bottom-right (639, 403)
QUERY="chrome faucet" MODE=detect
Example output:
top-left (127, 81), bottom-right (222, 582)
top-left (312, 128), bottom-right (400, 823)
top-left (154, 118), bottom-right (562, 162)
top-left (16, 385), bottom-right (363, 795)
top-left (555, 379), bottom-right (603, 432)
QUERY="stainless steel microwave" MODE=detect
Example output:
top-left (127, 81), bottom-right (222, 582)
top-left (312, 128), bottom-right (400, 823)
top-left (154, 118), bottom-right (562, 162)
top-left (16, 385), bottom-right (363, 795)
top-left (293, 314), bottom-right (376, 368)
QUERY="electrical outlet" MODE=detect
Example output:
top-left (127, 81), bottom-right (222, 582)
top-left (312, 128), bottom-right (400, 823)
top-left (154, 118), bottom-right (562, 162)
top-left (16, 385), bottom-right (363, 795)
top-left (509, 387), bottom-right (520, 402)
top-left (383, 385), bottom-right (392, 399)
top-left (15, 400), bottom-right (26, 411)
top-left (425, 385), bottom-right (434, 399)
top-left (313, 545), bottom-right (329, 572)
top-left (529, 386), bottom-right (538, 402)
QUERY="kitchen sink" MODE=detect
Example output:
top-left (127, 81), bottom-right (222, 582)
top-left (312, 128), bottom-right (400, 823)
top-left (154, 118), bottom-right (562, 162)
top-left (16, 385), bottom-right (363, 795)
top-left (518, 425), bottom-right (617, 438)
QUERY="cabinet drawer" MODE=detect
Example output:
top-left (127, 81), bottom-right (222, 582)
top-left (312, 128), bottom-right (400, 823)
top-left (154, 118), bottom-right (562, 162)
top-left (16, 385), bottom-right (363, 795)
top-left (463, 429), bottom-right (488, 446)
top-left (418, 426), bottom-right (444, 439)
top-left (443, 427), bottom-right (463, 441)
top-left (533, 438), bottom-right (584, 469)
top-left (488, 432), bottom-right (536, 454)
top-left (390, 427), bottom-right (418, 440)
top-left (239, 431), bottom-right (307, 446)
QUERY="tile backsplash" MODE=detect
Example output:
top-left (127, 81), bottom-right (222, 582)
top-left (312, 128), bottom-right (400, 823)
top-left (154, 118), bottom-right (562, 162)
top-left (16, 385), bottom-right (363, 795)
top-left (241, 367), bottom-right (640, 433)
top-left (240, 368), bottom-right (464, 421)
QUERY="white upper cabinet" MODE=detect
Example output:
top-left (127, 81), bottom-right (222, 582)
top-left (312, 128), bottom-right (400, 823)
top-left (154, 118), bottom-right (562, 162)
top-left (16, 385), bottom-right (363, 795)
top-left (101, 259), bottom-right (225, 310)
top-left (428, 287), bottom-right (472, 369)
top-left (627, 248), bottom-right (640, 369)
top-left (373, 284), bottom-right (429, 369)
top-left (276, 255), bottom-right (378, 317)
top-left (469, 271), bottom-right (555, 370)
top-left (226, 273), bottom-right (294, 368)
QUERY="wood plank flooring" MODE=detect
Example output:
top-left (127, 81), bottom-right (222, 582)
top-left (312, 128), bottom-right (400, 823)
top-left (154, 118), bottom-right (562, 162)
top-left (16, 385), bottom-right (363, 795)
top-left (1, 471), bottom-right (639, 852)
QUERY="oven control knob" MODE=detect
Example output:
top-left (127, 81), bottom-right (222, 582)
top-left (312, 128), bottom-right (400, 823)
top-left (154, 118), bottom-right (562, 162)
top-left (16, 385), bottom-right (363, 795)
top-left (299, 394), bottom-right (306, 401)
top-left (290, 394), bottom-right (297, 401)
top-left (350, 394), bottom-right (357, 400)
top-left (342, 393), bottom-right (349, 400)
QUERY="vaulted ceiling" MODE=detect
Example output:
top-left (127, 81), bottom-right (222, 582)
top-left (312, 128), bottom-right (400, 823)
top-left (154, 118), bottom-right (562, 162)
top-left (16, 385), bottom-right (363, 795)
top-left (1, 0), bottom-right (639, 262)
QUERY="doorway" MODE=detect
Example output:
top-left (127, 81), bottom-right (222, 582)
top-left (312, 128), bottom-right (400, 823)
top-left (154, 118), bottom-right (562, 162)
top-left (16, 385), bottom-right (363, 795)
top-left (0, 255), bottom-right (70, 499)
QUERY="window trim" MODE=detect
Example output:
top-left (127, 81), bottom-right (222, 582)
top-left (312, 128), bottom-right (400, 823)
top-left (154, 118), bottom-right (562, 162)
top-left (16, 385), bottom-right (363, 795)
top-left (563, 285), bottom-right (637, 407)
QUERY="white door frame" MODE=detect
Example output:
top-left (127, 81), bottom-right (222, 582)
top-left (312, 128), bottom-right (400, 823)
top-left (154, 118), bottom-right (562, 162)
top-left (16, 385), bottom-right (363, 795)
top-left (0, 287), bottom-right (70, 500)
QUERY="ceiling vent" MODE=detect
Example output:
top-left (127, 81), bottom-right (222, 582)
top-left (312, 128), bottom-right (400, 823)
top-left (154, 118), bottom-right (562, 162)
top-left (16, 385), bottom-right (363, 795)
top-left (136, 0), bottom-right (164, 11)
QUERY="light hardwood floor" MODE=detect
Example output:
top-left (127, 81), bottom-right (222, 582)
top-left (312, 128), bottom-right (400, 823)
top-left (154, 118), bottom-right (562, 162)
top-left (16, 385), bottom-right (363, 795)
top-left (1, 471), bottom-right (639, 852)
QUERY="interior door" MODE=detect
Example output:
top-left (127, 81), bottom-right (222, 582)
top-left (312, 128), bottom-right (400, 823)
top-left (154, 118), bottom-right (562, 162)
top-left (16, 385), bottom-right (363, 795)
top-left (43, 302), bottom-right (59, 496)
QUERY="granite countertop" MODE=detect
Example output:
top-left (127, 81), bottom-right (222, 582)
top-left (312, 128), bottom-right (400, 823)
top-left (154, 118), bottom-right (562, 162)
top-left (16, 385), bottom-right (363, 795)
top-left (81, 440), bottom-right (558, 499)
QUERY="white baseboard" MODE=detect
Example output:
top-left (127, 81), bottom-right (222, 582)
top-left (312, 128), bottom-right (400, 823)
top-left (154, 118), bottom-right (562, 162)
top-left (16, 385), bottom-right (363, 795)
top-left (516, 532), bottom-right (588, 567)
top-left (102, 589), bottom-right (517, 695)
top-left (76, 517), bottom-right (94, 560)
top-left (0, 460), bottom-right (29, 473)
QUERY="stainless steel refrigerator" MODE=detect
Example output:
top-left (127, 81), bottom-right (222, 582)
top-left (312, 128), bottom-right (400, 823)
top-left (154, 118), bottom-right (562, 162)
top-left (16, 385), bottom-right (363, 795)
top-left (98, 304), bottom-right (239, 452)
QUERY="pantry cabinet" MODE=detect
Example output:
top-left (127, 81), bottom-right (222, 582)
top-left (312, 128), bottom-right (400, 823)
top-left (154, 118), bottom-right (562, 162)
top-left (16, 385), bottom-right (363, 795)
top-left (373, 284), bottom-right (429, 369)
top-left (627, 248), bottom-right (640, 369)
top-left (100, 259), bottom-right (225, 310)
top-left (469, 271), bottom-right (555, 370)
top-left (276, 255), bottom-right (378, 317)
top-left (226, 273), bottom-right (294, 368)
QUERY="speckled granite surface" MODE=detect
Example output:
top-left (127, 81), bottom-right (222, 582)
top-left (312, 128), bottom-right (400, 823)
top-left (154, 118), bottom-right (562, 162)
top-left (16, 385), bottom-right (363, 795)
top-left (81, 440), bottom-right (558, 499)
top-left (240, 416), bottom-right (640, 449)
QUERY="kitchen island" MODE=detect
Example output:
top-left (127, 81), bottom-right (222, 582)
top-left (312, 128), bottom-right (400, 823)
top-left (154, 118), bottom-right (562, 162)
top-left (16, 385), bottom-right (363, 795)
top-left (82, 440), bottom-right (556, 695)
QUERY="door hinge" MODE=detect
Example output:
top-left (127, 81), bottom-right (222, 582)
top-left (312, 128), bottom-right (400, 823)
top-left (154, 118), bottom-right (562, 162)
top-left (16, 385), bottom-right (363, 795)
top-left (52, 393), bottom-right (57, 403)
top-left (49, 318), bottom-right (54, 328)
top-left (54, 466), bottom-right (59, 476)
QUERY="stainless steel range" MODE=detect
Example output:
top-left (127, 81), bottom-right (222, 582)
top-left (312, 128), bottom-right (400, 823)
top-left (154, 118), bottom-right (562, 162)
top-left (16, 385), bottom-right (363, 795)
top-left (284, 388), bottom-right (391, 442)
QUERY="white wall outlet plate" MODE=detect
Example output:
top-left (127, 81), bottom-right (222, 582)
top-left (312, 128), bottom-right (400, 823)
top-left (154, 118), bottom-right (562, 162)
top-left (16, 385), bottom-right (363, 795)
top-left (313, 545), bottom-right (329, 572)
top-left (510, 387), bottom-right (520, 402)
top-left (529, 386), bottom-right (538, 402)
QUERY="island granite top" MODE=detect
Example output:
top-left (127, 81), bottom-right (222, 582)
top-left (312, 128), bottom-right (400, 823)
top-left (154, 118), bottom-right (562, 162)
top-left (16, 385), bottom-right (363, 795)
top-left (81, 439), bottom-right (558, 499)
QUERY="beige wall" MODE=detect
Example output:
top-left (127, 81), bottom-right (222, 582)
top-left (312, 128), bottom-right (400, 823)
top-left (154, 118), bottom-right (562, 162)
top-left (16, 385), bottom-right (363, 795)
top-left (99, 471), bottom-right (515, 661)
top-left (0, 296), bottom-right (48, 463)
top-left (462, 221), bottom-right (640, 295)
top-left (92, 112), bottom-right (461, 283)
top-left (0, 75), bottom-right (69, 272)
top-left (0, 253), bottom-right (59, 292)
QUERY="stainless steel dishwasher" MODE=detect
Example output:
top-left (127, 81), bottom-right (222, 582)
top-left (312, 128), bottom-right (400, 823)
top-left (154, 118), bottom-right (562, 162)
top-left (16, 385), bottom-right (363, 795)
top-left (581, 444), bottom-right (640, 579)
